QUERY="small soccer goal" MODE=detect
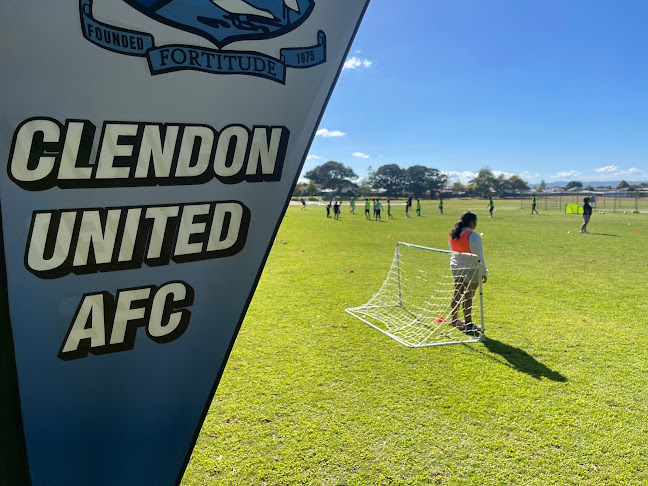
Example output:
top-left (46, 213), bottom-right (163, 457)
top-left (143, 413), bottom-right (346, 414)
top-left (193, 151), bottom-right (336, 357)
top-left (346, 242), bottom-right (485, 347)
top-left (565, 204), bottom-right (583, 214)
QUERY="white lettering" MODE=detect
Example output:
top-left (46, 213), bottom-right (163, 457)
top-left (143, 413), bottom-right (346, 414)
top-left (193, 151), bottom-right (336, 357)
top-left (96, 123), bottom-right (138, 179)
top-left (27, 212), bottom-right (77, 273)
top-left (10, 119), bottom-right (60, 183)
top-left (61, 293), bottom-right (107, 354)
top-left (175, 204), bottom-right (210, 257)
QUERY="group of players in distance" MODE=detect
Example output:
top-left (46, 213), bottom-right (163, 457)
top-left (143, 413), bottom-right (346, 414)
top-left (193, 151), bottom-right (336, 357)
top-left (302, 196), bottom-right (437, 220)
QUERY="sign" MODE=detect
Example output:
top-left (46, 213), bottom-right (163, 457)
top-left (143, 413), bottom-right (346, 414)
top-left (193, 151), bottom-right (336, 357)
top-left (0, 0), bottom-right (371, 484)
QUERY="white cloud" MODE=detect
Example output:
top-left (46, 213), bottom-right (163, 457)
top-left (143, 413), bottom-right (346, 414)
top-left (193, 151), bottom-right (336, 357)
top-left (306, 154), bottom-right (323, 160)
top-left (444, 171), bottom-right (476, 184)
top-left (596, 165), bottom-right (620, 174)
top-left (520, 171), bottom-right (541, 182)
top-left (316, 128), bottom-right (346, 137)
top-left (343, 56), bottom-right (372, 70)
top-left (595, 165), bottom-right (643, 176)
top-left (352, 152), bottom-right (370, 159)
top-left (556, 170), bottom-right (582, 179)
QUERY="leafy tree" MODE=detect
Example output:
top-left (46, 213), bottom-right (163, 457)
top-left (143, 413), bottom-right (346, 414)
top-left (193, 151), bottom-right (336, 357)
top-left (367, 164), bottom-right (406, 197)
top-left (451, 181), bottom-right (466, 193)
top-left (487, 174), bottom-right (530, 195)
top-left (358, 181), bottom-right (373, 197)
top-left (305, 161), bottom-right (358, 195)
top-left (506, 175), bottom-right (530, 192)
top-left (495, 174), bottom-right (509, 193)
top-left (617, 180), bottom-right (630, 190)
top-left (564, 181), bottom-right (583, 190)
top-left (292, 182), bottom-right (305, 197)
top-left (538, 180), bottom-right (546, 191)
top-left (345, 188), bottom-right (360, 199)
top-left (467, 167), bottom-right (498, 197)
top-left (304, 180), bottom-right (318, 196)
top-left (585, 186), bottom-right (595, 191)
top-left (405, 165), bottom-right (448, 198)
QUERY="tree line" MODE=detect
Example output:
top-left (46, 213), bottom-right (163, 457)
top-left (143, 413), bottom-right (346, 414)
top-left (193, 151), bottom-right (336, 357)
top-left (294, 162), bottom-right (531, 198)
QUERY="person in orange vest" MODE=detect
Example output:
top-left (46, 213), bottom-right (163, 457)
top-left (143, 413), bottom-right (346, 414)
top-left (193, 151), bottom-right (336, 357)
top-left (448, 211), bottom-right (488, 332)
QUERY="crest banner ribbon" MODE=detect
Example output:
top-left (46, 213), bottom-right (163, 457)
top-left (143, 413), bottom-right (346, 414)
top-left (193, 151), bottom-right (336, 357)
top-left (80, 0), bottom-right (326, 83)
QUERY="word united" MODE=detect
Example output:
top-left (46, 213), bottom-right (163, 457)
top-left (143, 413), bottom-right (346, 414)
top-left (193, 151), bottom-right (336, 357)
top-left (26, 201), bottom-right (250, 278)
top-left (8, 117), bottom-right (284, 359)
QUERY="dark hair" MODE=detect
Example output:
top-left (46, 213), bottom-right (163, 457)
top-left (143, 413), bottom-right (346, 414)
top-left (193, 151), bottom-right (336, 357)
top-left (450, 211), bottom-right (477, 240)
top-left (584, 197), bottom-right (590, 204)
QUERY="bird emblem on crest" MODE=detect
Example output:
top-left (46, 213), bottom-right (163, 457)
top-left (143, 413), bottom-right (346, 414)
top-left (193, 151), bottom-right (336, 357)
top-left (123, 0), bottom-right (315, 48)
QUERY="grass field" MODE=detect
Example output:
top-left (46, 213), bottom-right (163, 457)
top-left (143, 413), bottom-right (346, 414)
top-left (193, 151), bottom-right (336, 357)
top-left (182, 198), bottom-right (648, 485)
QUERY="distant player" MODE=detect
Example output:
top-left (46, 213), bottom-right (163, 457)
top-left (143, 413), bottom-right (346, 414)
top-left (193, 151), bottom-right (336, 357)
top-left (301, 197), bottom-right (307, 210)
top-left (487, 197), bottom-right (494, 218)
top-left (387, 199), bottom-right (393, 219)
top-left (365, 198), bottom-right (371, 220)
top-left (333, 201), bottom-right (340, 220)
top-left (349, 197), bottom-right (356, 214)
top-left (326, 201), bottom-right (332, 218)
top-left (375, 199), bottom-right (382, 221)
top-left (416, 199), bottom-right (421, 216)
top-left (449, 211), bottom-right (488, 332)
top-left (580, 197), bottom-right (592, 233)
top-left (439, 198), bottom-right (444, 215)
top-left (531, 195), bottom-right (538, 215)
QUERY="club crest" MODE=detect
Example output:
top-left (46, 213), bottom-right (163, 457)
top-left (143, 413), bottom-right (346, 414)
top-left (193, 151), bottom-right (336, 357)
top-left (123, 0), bottom-right (315, 49)
top-left (79, 0), bottom-right (326, 83)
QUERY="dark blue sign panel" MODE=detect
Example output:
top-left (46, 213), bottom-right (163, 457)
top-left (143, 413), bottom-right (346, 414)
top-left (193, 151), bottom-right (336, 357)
top-left (0, 0), bottom-right (371, 484)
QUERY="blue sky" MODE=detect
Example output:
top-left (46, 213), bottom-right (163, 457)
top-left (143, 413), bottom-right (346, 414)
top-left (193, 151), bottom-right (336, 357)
top-left (304, 0), bottom-right (648, 185)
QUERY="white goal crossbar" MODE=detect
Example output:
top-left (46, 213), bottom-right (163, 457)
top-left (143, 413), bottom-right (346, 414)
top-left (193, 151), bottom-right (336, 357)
top-left (346, 242), bottom-right (485, 347)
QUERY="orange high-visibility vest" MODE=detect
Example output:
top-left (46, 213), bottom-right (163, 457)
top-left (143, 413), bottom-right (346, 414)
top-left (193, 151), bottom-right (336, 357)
top-left (450, 229), bottom-right (472, 253)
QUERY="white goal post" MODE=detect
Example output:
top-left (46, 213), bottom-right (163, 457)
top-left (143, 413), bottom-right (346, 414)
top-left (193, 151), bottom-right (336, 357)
top-left (346, 242), bottom-right (485, 347)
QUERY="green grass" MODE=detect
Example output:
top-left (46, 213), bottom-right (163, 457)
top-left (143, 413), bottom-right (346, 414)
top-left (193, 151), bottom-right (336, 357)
top-left (182, 198), bottom-right (648, 485)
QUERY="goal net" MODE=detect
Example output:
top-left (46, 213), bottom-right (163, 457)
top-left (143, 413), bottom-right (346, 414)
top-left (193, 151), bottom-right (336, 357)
top-left (346, 242), bottom-right (485, 347)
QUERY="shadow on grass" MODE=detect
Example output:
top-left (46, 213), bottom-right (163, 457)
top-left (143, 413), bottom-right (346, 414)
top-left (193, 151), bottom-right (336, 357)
top-left (474, 338), bottom-right (567, 382)
top-left (588, 232), bottom-right (619, 237)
